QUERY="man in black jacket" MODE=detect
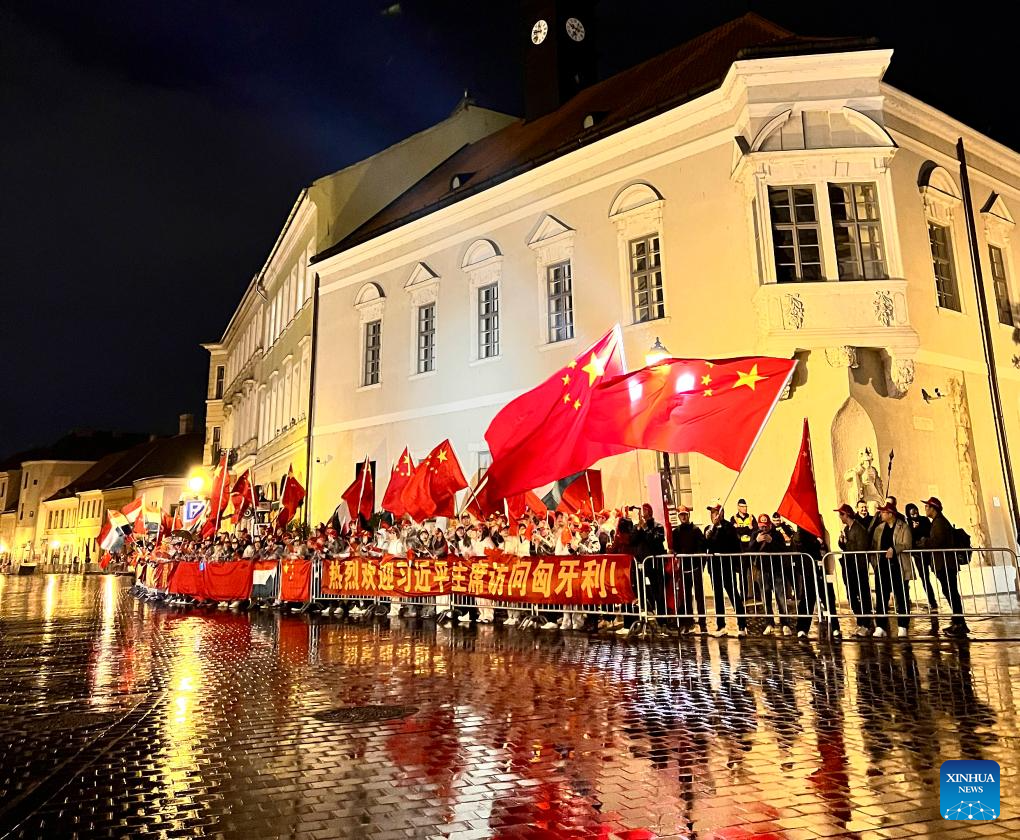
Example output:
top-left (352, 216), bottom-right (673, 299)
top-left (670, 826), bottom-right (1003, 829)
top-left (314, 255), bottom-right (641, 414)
top-left (919, 497), bottom-right (969, 637)
top-left (836, 503), bottom-right (874, 637)
top-left (671, 505), bottom-right (707, 634)
top-left (705, 503), bottom-right (746, 637)
top-left (751, 513), bottom-right (792, 635)
top-left (637, 503), bottom-right (669, 624)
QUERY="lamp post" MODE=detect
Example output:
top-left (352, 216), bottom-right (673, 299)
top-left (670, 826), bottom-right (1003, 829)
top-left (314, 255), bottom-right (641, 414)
top-left (645, 337), bottom-right (676, 513)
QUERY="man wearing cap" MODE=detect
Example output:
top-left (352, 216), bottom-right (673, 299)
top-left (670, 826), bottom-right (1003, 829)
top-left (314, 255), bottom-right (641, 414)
top-left (704, 503), bottom-right (747, 637)
top-left (730, 499), bottom-right (759, 606)
top-left (835, 504), bottom-right (873, 636)
top-left (870, 501), bottom-right (913, 637)
top-left (671, 505), bottom-right (708, 635)
top-left (918, 497), bottom-right (969, 637)
top-left (751, 513), bottom-right (793, 635)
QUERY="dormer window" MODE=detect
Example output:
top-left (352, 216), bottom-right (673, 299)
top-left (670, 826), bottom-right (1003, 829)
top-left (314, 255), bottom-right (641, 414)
top-left (450, 173), bottom-right (473, 190)
top-left (582, 111), bottom-right (607, 130)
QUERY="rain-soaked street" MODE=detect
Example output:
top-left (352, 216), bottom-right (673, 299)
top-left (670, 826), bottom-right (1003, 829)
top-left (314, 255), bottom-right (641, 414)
top-left (0, 574), bottom-right (1018, 839)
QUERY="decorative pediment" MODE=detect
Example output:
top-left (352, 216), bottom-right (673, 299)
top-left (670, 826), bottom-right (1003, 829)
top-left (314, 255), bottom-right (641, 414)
top-left (462, 238), bottom-right (501, 270)
top-left (919, 162), bottom-right (961, 223)
top-left (404, 262), bottom-right (439, 306)
top-left (527, 214), bottom-right (574, 249)
top-left (981, 193), bottom-right (1015, 243)
top-left (749, 106), bottom-right (894, 153)
top-left (354, 282), bottom-right (386, 322)
top-left (403, 262), bottom-right (439, 289)
top-left (609, 182), bottom-right (664, 218)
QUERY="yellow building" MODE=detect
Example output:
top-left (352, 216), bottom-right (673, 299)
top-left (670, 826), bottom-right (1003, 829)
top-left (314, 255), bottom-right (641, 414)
top-left (202, 101), bottom-right (515, 516)
top-left (303, 14), bottom-right (1019, 550)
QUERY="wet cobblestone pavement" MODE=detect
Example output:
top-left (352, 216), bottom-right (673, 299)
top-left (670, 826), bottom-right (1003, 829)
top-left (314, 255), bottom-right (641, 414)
top-left (1, 575), bottom-right (1018, 839)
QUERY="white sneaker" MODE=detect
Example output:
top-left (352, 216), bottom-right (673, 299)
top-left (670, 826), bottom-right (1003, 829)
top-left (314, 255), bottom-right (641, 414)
top-left (457, 613), bottom-right (472, 624)
top-left (504, 615), bottom-right (518, 627)
top-left (736, 628), bottom-right (747, 637)
top-left (763, 624), bottom-right (775, 636)
top-left (350, 606), bottom-right (365, 617)
top-left (854, 626), bottom-right (870, 638)
top-left (873, 627), bottom-right (887, 638)
top-left (388, 606), bottom-right (401, 618)
top-left (782, 626), bottom-right (793, 637)
top-left (614, 625), bottom-right (631, 636)
top-left (572, 614), bottom-right (587, 630)
top-left (478, 617), bottom-right (492, 624)
top-left (831, 629), bottom-right (842, 640)
top-left (711, 627), bottom-right (728, 638)
top-left (797, 630), bottom-right (808, 640)
top-left (897, 627), bottom-right (908, 638)
top-left (541, 621), bottom-right (559, 631)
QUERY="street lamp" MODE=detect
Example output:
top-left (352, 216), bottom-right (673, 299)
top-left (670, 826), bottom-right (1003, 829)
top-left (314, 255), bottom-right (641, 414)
top-left (188, 472), bottom-right (206, 494)
top-left (645, 336), bottom-right (670, 366)
top-left (645, 336), bottom-right (677, 524)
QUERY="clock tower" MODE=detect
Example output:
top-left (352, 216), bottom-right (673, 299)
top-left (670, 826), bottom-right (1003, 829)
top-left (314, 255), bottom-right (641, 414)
top-left (522, 0), bottom-right (597, 121)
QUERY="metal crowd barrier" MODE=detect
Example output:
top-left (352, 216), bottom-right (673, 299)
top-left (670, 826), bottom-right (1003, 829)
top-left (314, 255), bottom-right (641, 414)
top-left (824, 547), bottom-right (1020, 629)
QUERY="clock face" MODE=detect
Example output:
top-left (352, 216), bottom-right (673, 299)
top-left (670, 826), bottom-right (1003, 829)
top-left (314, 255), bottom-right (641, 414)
top-left (565, 17), bottom-right (585, 42)
top-left (531, 19), bottom-right (548, 45)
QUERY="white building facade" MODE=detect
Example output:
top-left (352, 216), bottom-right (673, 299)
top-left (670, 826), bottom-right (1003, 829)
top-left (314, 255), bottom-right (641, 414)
top-left (307, 26), bottom-right (1020, 549)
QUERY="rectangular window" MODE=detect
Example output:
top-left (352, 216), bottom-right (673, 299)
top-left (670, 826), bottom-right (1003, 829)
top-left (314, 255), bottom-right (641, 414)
top-left (989, 245), bottom-right (1014, 325)
top-left (828, 183), bottom-right (886, 279)
top-left (211, 426), bottom-right (221, 459)
top-left (768, 186), bottom-right (822, 282)
top-left (630, 235), bottom-right (665, 322)
top-left (928, 222), bottom-right (960, 311)
top-left (478, 283), bottom-right (499, 359)
top-left (546, 261), bottom-right (574, 342)
top-left (417, 304), bottom-right (436, 373)
top-left (214, 365), bottom-right (225, 399)
top-left (363, 319), bottom-right (382, 386)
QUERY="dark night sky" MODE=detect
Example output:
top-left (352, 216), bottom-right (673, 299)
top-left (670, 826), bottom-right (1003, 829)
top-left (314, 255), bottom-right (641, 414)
top-left (1, 0), bottom-right (1016, 456)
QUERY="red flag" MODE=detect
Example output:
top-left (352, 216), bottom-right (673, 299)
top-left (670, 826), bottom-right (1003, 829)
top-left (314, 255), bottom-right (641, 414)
top-left (381, 448), bottom-right (414, 517)
top-left (505, 490), bottom-right (548, 528)
top-left (159, 512), bottom-right (173, 542)
top-left (556, 469), bottom-right (604, 517)
top-left (483, 326), bottom-right (628, 499)
top-left (201, 455), bottom-right (231, 537)
top-left (399, 440), bottom-right (468, 520)
top-left (99, 552), bottom-right (112, 570)
top-left (230, 469), bottom-right (257, 525)
top-left (587, 356), bottom-right (796, 471)
top-left (278, 464), bottom-right (306, 528)
top-left (172, 505), bottom-right (183, 531)
top-left (778, 418), bottom-right (825, 538)
top-left (341, 457), bottom-right (375, 525)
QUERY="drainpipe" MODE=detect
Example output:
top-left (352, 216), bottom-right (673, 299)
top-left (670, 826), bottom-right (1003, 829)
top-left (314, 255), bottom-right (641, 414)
top-left (303, 274), bottom-right (321, 531)
top-left (957, 138), bottom-right (1020, 547)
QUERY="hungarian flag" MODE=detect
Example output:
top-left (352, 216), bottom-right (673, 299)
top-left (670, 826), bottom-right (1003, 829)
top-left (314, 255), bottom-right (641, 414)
top-left (99, 511), bottom-right (125, 552)
top-left (121, 497), bottom-right (143, 533)
top-left (778, 418), bottom-right (825, 538)
top-left (556, 469), bottom-right (604, 517)
top-left (482, 325), bottom-right (628, 499)
top-left (587, 356), bottom-right (797, 471)
top-left (230, 469), bottom-right (257, 524)
top-left (399, 440), bottom-right (468, 520)
top-left (341, 457), bottom-right (375, 526)
top-left (381, 448), bottom-right (414, 517)
top-left (277, 464), bottom-right (306, 529)
top-left (201, 454), bottom-right (231, 537)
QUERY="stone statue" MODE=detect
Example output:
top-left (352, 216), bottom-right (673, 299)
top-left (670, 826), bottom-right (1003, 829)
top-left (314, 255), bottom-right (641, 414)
top-left (844, 447), bottom-right (885, 507)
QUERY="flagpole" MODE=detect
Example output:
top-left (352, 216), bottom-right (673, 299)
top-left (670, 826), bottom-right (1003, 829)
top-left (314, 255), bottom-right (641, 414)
top-left (356, 456), bottom-right (369, 525)
top-left (459, 472), bottom-right (489, 518)
top-left (582, 469), bottom-right (597, 517)
top-left (719, 361), bottom-right (798, 510)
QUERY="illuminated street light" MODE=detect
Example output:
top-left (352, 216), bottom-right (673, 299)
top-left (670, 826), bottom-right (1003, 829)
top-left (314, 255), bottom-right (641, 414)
top-left (188, 471), bottom-right (206, 494)
top-left (50, 540), bottom-right (61, 549)
top-left (645, 336), bottom-right (670, 367)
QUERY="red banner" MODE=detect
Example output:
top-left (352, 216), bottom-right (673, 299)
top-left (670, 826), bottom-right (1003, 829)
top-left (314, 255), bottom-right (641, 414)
top-left (202, 560), bottom-right (254, 601)
top-left (319, 551), bottom-right (634, 605)
top-left (280, 558), bottom-right (312, 602)
top-left (168, 560), bottom-right (204, 597)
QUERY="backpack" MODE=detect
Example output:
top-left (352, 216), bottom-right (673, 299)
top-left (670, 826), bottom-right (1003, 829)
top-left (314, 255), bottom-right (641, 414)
top-left (951, 526), bottom-right (972, 564)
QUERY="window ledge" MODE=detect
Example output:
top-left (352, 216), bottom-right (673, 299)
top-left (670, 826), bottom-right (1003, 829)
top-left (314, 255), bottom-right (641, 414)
top-left (935, 305), bottom-right (967, 318)
top-left (624, 316), bottom-right (672, 332)
top-left (469, 355), bottom-right (502, 368)
top-left (537, 337), bottom-right (579, 353)
top-left (408, 370), bottom-right (439, 381)
top-left (356, 382), bottom-right (383, 393)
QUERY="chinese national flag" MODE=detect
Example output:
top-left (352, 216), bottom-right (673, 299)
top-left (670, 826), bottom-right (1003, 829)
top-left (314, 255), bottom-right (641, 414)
top-left (483, 326), bottom-right (628, 499)
top-left (399, 440), bottom-right (468, 520)
top-left (587, 356), bottom-right (796, 471)
top-left (557, 469), bottom-right (604, 517)
top-left (201, 454), bottom-right (231, 537)
top-left (505, 490), bottom-right (548, 527)
top-left (341, 457), bottom-right (375, 525)
top-left (778, 418), bottom-right (825, 538)
top-left (277, 464), bottom-right (306, 528)
top-left (230, 469), bottom-right (257, 524)
top-left (381, 447), bottom-right (414, 517)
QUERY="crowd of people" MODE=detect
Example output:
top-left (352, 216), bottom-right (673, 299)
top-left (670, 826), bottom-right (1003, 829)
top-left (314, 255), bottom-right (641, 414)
top-left (130, 493), bottom-right (974, 639)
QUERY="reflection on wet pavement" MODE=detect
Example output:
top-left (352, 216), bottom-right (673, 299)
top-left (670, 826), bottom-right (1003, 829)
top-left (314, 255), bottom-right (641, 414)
top-left (0, 574), bottom-right (1018, 838)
